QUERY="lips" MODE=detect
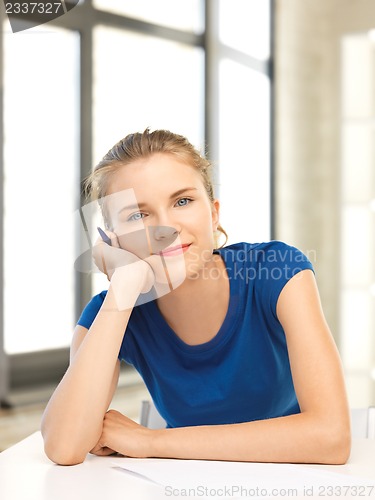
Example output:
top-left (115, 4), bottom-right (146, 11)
top-left (159, 243), bottom-right (191, 257)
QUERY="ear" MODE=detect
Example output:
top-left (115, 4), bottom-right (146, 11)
top-left (211, 199), bottom-right (220, 231)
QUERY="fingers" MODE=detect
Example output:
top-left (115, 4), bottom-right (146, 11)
top-left (92, 230), bottom-right (157, 300)
top-left (92, 231), bottom-right (136, 279)
top-left (92, 238), bottom-right (111, 280)
top-left (93, 228), bottom-right (120, 279)
top-left (89, 443), bottom-right (117, 456)
top-left (97, 228), bottom-right (120, 248)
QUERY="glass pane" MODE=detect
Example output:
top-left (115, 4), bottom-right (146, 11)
top-left (93, 27), bottom-right (204, 166)
top-left (93, 0), bottom-right (204, 34)
top-left (3, 26), bottom-right (79, 353)
top-left (93, 26), bottom-right (204, 293)
top-left (219, 0), bottom-right (270, 60)
top-left (218, 59), bottom-right (271, 244)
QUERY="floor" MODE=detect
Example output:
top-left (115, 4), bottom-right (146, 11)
top-left (0, 368), bottom-right (151, 452)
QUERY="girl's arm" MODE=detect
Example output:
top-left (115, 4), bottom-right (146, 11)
top-left (97, 270), bottom-right (351, 464)
top-left (41, 257), bottom-right (152, 466)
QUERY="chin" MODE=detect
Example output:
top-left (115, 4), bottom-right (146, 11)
top-left (152, 254), bottom-right (187, 289)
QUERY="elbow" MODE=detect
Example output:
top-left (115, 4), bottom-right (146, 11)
top-left (44, 443), bottom-right (86, 466)
top-left (321, 422), bottom-right (352, 465)
top-left (332, 431), bottom-right (351, 465)
top-left (41, 418), bottom-right (89, 466)
top-left (42, 433), bottom-right (87, 466)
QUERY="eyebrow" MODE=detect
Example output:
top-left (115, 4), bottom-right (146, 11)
top-left (117, 187), bottom-right (198, 214)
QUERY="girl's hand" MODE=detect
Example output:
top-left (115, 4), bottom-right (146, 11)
top-left (92, 230), bottom-right (154, 293)
top-left (90, 410), bottom-right (154, 458)
top-left (92, 229), bottom-right (133, 280)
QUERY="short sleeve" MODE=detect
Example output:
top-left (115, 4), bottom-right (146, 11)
top-left (76, 291), bottom-right (107, 330)
top-left (252, 241), bottom-right (314, 320)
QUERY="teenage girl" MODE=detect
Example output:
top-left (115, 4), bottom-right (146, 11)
top-left (41, 129), bottom-right (350, 466)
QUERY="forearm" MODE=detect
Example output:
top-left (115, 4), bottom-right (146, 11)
top-left (41, 275), bottom-right (138, 464)
top-left (151, 412), bottom-right (351, 465)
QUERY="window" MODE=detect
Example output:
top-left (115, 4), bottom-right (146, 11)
top-left (0, 1), bottom-right (273, 394)
top-left (3, 24), bottom-right (79, 353)
top-left (219, 0), bottom-right (270, 59)
top-left (219, 60), bottom-right (270, 243)
top-left (93, 0), bottom-right (204, 33)
top-left (93, 27), bottom-right (204, 165)
top-left (216, 0), bottom-right (272, 243)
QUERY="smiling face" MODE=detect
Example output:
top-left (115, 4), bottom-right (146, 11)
top-left (105, 153), bottom-right (220, 281)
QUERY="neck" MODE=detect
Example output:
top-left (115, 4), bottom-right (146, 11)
top-left (156, 253), bottom-right (226, 307)
top-left (155, 252), bottom-right (230, 345)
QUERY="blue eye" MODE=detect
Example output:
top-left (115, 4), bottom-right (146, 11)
top-left (176, 197), bottom-right (192, 207)
top-left (127, 212), bottom-right (145, 222)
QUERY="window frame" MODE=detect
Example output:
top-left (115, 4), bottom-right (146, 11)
top-left (0, 0), bottom-right (275, 403)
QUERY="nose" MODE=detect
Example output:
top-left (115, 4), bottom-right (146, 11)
top-left (148, 225), bottom-right (179, 253)
top-left (153, 225), bottom-right (178, 241)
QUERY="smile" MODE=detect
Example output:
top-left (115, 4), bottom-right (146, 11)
top-left (159, 244), bottom-right (191, 257)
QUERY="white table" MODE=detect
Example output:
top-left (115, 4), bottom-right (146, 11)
top-left (0, 432), bottom-right (374, 500)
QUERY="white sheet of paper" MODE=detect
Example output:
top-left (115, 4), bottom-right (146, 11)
top-left (113, 457), bottom-right (375, 498)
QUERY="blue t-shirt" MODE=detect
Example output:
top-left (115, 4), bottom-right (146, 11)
top-left (77, 241), bottom-right (314, 428)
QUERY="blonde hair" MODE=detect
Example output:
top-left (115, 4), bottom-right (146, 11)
top-left (83, 128), bottom-right (228, 248)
